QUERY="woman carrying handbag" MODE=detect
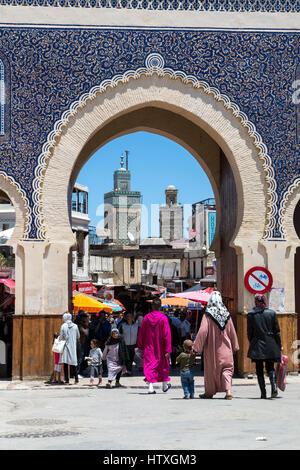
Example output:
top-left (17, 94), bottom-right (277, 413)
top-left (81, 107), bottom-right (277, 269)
top-left (59, 313), bottom-right (80, 385)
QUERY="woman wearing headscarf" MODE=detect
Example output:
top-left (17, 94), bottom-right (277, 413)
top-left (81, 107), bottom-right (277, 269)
top-left (59, 313), bottom-right (80, 384)
top-left (102, 328), bottom-right (128, 388)
top-left (247, 294), bottom-right (282, 399)
top-left (193, 291), bottom-right (239, 399)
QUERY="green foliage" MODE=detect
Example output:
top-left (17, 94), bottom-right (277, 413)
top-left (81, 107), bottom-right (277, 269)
top-left (0, 253), bottom-right (15, 267)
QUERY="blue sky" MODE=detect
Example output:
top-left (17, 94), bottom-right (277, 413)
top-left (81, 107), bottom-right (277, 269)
top-left (77, 131), bottom-right (214, 239)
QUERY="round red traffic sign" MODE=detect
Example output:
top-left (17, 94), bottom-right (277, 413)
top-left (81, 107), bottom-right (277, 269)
top-left (244, 266), bottom-right (273, 294)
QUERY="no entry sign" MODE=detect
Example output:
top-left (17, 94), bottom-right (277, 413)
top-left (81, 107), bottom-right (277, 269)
top-left (244, 266), bottom-right (273, 294)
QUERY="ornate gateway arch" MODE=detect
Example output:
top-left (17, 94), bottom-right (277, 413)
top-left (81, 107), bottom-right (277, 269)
top-left (0, 4), bottom-right (298, 378)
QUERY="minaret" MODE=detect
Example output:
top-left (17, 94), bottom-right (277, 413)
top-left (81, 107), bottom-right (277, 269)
top-left (159, 185), bottom-right (183, 241)
top-left (104, 153), bottom-right (142, 245)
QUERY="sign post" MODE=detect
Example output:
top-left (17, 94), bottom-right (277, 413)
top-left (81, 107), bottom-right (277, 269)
top-left (244, 266), bottom-right (273, 294)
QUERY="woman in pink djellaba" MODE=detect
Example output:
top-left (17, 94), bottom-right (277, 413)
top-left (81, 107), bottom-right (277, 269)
top-left (137, 297), bottom-right (172, 394)
top-left (193, 291), bottom-right (239, 400)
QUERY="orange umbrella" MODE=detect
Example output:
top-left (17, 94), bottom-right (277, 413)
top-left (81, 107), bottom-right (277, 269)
top-left (159, 297), bottom-right (191, 307)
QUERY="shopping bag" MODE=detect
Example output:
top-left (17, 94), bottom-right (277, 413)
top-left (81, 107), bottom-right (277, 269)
top-left (52, 337), bottom-right (66, 354)
top-left (276, 354), bottom-right (288, 392)
top-left (134, 347), bottom-right (144, 360)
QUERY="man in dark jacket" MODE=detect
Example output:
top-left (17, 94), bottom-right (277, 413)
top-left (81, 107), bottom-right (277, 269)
top-left (247, 294), bottom-right (282, 399)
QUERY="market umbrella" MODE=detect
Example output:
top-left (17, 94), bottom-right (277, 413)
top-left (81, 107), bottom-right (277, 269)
top-left (101, 300), bottom-right (125, 313)
top-left (114, 299), bottom-right (126, 310)
top-left (72, 292), bottom-right (113, 313)
top-left (172, 287), bottom-right (215, 304)
top-left (160, 297), bottom-right (193, 308)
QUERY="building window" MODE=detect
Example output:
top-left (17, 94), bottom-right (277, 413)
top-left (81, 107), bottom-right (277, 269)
top-left (0, 59), bottom-right (4, 136)
top-left (130, 256), bottom-right (135, 278)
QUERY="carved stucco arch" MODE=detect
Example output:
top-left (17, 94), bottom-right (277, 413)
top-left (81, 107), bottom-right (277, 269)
top-left (0, 173), bottom-right (28, 248)
top-left (284, 182), bottom-right (300, 245)
top-left (40, 67), bottom-right (270, 249)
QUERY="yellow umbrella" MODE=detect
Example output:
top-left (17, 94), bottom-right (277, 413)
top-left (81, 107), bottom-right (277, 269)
top-left (72, 293), bottom-right (113, 313)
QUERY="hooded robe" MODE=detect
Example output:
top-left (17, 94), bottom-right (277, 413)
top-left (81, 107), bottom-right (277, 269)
top-left (59, 313), bottom-right (80, 366)
top-left (193, 292), bottom-right (239, 396)
top-left (137, 310), bottom-right (172, 383)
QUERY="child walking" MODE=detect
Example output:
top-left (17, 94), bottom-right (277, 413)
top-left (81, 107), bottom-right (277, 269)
top-left (176, 339), bottom-right (196, 399)
top-left (86, 339), bottom-right (103, 387)
top-left (102, 328), bottom-right (128, 388)
top-left (53, 333), bottom-right (63, 384)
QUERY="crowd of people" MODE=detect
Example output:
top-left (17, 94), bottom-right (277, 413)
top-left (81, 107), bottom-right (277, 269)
top-left (50, 290), bottom-right (283, 401)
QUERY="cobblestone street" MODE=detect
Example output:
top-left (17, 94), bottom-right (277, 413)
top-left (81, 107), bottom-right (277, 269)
top-left (1, 375), bottom-right (300, 451)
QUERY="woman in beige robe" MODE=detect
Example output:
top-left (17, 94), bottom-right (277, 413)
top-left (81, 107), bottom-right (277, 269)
top-left (193, 291), bottom-right (239, 399)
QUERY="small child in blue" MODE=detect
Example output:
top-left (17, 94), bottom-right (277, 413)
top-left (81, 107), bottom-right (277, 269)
top-left (86, 339), bottom-right (103, 387)
top-left (176, 339), bottom-right (196, 399)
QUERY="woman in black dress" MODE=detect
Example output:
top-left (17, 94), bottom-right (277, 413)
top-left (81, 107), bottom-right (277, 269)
top-left (247, 294), bottom-right (282, 399)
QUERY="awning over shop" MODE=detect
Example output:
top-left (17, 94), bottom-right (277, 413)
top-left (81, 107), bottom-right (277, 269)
top-left (200, 276), bottom-right (217, 284)
top-left (0, 228), bottom-right (14, 245)
top-left (72, 281), bottom-right (97, 295)
top-left (0, 278), bottom-right (15, 295)
top-left (172, 287), bottom-right (215, 303)
top-left (183, 284), bottom-right (206, 292)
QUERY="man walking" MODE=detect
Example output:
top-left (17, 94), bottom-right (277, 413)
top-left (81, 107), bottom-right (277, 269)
top-left (118, 312), bottom-right (139, 376)
top-left (137, 297), bottom-right (172, 394)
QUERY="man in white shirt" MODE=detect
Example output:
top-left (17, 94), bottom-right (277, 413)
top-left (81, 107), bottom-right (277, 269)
top-left (118, 312), bottom-right (139, 375)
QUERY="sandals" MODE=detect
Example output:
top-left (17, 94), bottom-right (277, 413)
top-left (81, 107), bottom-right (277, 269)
top-left (225, 395), bottom-right (233, 400)
top-left (163, 383), bottom-right (171, 393)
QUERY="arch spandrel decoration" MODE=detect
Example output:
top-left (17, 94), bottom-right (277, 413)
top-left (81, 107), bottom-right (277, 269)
top-left (0, 172), bottom-right (31, 245)
top-left (36, 53), bottom-right (276, 242)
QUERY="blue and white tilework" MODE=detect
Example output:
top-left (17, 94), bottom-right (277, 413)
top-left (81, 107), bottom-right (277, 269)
top-left (0, 27), bottom-right (298, 240)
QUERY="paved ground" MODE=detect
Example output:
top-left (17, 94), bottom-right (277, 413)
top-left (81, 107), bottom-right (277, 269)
top-left (0, 372), bottom-right (300, 451)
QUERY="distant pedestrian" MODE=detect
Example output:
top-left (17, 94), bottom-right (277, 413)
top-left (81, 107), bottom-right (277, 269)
top-left (167, 315), bottom-right (180, 368)
top-left (102, 328), bottom-right (128, 388)
top-left (193, 291), bottom-right (239, 399)
top-left (74, 311), bottom-right (90, 377)
top-left (115, 312), bottom-right (124, 326)
top-left (179, 313), bottom-right (191, 344)
top-left (91, 311), bottom-right (111, 350)
top-left (170, 310), bottom-right (181, 329)
top-left (46, 332), bottom-right (63, 385)
top-left (108, 314), bottom-right (118, 330)
top-left (118, 312), bottom-right (139, 375)
top-left (86, 339), bottom-right (103, 387)
top-left (137, 297), bottom-right (172, 394)
top-left (247, 294), bottom-right (282, 399)
top-left (53, 333), bottom-right (63, 384)
top-left (176, 339), bottom-right (196, 399)
top-left (59, 313), bottom-right (80, 385)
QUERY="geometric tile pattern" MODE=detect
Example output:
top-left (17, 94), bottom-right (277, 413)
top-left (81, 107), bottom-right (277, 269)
top-left (0, 26), bottom-right (298, 240)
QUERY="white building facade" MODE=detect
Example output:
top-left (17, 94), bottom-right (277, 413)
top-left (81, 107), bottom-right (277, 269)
top-left (188, 198), bottom-right (216, 282)
top-left (71, 183), bottom-right (91, 282)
